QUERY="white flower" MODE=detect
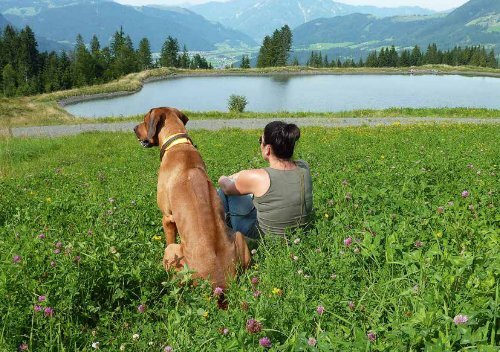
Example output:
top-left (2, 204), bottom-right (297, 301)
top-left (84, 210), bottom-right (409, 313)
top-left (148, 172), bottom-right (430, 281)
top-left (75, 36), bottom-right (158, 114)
top-left (293, 238), bottom-right (300, 244)
top-left (293, 255), bottom-right (298, 261)
top-left (148, 341), bottom-right (154, 346)
top-left (251, 249), bottom-right (257, 255)
top-left (120, 344), bottom-right (126, 351)
top-left (91, 342), bottom-right (100, 349)
top-left (132, 333), bottom-right (140, 341)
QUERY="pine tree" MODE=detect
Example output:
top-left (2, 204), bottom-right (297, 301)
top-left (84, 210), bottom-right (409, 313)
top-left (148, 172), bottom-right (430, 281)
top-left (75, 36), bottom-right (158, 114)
top-left (18, 26), bottom-right (39, 83)
top-left (179, 45), bottom-right (190, 69)
top-left (240, 55), bottom-right (250, 69)
top-left (410, 45), bottom-right (422, 66)
top-left (160, 36), bottom-right (179, 68)
top-left (2, 63), bottom-right (17, 97)
top-left (257, 36), bottom-right (272, 68)
top-left (137, 38), bottom-right (153, 70)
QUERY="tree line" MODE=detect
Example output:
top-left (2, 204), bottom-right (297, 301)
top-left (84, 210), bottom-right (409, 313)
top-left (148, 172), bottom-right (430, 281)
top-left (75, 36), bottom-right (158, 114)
top-left (304, 44), bottom-right (498, 69)
top-left (0, 25), bottom-right (211, 97)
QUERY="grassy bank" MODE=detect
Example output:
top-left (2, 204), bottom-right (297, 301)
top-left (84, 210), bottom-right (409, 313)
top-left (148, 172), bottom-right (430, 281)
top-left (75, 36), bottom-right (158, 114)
top-left (1, 125), bottom-right (498, 350)
top-left (0, 65), bottom-right (499, 128)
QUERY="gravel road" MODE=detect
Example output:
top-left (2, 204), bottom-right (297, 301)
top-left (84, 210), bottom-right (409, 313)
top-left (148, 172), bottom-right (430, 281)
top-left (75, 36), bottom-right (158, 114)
top-left (8, 117), bottom-right (500, 138)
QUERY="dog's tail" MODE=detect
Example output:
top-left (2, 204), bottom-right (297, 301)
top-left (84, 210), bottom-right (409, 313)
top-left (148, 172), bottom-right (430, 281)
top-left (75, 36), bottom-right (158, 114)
top-left (234, 231), bottom-right (251, 269)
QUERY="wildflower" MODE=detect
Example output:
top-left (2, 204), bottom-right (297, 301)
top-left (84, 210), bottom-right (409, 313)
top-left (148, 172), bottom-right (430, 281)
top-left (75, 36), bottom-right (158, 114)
top-left (109, 198), bottom-right (115, 203)
top-left (251, 249), bottom-right (257, 255)
top-left (74, 256), bottom-right (81, 263)
top-left (297, 269), bottom-right (303, 275)
top-left (246, 318), bottom-right (263, 333)
top-left (152, 235), bottom-right (162, 241)
top-left (414, 240), bottom-right (424, 248)
top-left (132, 333), bottom-right (139, 341)
top-left (315, 248), bottom-right (321, 253)
top-left (164, 346), bottom-right (173, 352)
top-left (13, 255), bottom-right (22, 264)
top-left (54, 249), bottom-right (61, 254)
top-left (241, 301), bottom-right (249, 311)
top-left (50, 261), bottom-right (56, 267)
top-left (348, 301), bottom-right (355, 310)
top-left (148, 342), bottom-right (154, 346)
top-left (19, 343), bottom-right (29, 351)
top-left (34, 305), bottom-right (42, 312)
top-left (91, 342), bottom-right (100, 349)
top-left (38, 295), bottom-right (46, 302)
top-left (342, 179), bottom-right (349, 186)
top-left (253, 290), bottom-right (261, 298)
top-left (316, 305), bottom-right (325, 315)
top-left (324, 213), bottom-right (329, 218)
top-left (468, 204), bottom-right (474, 211)
top-left (353, 247), bottom-right (360, 254)
top-left (304, 274), bottom-right (310, 279)
top-left (109, 247), bottom-right (117, 254)
top-left (467, 164), bottom-right (473, 169)
top-left (203, 311), bottom-right (209, 318)
top-left (55, 241), bottom-right (63, 248)
top-left (448, 201), bottom-right (454, 206)
top-left (435, 231), bottom-right (443, 238)
top-left (343, 237), bottom-right (353, 247)
top-left (412, 285), bottom-right (419, 294)
top-left (331, 273), bottom-right (337, 279)
top-left (214, 287), bottom-right (224, 296)
top-left (453, 314), bottom-right (468, 325)
top-left (137, 304), bottom-right (146, 313)
top-left (272, 288), bottom-right (282, 296)
top-left (293, 255), bottom-right (298, 261)
top-left (437, 206), bottom-right (444, 214)
top-left (38, 233), bottom-right (46, 239)
top-left (221, 327), bottom-right (230, 335)
top-left (461, 190), bottom-right (469, 198)
top-left (293, 238), bottom-right (300, 244)
top-left (308, 337), bottom-right (317, 346)
top-left (367, 331), bottom-right (377, 342)
top-left (259, 337), bottom-right (272, 348)
top-left (251, 277), bottom-right (259, 286)
top-left (120, 344), bottom-right (126, 351)
top-left (44, 307), bottom-right (54, 317)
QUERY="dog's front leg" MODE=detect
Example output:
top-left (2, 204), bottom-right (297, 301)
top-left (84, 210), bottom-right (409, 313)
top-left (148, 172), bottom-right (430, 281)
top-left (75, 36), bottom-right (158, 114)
top-left (162, 214), bottom-right (177, 245)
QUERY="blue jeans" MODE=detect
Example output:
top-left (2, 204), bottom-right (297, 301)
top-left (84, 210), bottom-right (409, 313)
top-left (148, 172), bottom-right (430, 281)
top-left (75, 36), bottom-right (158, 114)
top-left (217, 189), bottom-right (258, 239)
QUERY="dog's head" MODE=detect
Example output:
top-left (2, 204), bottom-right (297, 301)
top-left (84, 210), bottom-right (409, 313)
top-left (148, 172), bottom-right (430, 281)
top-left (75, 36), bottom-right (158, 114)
top-left (134, 107), bottom-right (189, 148)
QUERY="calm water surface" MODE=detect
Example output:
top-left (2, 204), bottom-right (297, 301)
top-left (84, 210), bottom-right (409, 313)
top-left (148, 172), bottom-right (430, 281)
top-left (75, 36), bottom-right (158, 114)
top-left (64, 74), bottom-right (500, 117)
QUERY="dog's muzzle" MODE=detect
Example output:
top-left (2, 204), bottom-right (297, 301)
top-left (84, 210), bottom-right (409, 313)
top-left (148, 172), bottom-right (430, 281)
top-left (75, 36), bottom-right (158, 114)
top-left (140, 140), bottom-right (152, 148)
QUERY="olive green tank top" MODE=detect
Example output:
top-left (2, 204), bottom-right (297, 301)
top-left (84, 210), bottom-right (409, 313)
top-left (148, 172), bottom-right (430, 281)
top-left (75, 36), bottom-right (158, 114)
top-left (253, 160), bottom-right (313, 236)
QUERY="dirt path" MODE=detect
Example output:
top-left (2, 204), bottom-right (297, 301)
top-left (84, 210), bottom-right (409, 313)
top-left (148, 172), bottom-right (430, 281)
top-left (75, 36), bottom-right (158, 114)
top-left (8, 117), bottom-right (500, 138)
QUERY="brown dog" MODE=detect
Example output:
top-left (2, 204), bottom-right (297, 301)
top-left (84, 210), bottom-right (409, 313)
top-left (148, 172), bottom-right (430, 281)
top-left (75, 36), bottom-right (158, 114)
top-left (134, 107), bottom-right (251, 294)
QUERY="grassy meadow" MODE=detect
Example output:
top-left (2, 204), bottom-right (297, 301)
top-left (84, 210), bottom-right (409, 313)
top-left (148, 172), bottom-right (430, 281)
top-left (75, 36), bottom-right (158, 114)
top-left (0, 124), bottom-right (498, 351)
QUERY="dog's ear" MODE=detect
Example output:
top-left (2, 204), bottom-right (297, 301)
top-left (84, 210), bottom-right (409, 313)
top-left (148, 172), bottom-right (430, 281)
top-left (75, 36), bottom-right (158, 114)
top-left (177, 111), bottom-right (189, 125)
top-left (146, 110), bottom-right (163, 141)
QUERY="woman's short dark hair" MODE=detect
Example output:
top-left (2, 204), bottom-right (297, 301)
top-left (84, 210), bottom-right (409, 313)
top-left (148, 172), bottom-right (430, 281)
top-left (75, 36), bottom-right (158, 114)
top-left (263, 121), bottom-right (300, 160)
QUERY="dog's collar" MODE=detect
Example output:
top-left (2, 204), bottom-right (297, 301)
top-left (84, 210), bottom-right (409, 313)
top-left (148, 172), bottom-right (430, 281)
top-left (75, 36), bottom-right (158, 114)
top-left (160, 133), bottom-right (194, 160)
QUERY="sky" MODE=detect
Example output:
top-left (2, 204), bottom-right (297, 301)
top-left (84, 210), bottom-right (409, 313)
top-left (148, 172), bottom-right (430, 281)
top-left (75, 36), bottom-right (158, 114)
top-left (114, 0), bottom-right (469, 12)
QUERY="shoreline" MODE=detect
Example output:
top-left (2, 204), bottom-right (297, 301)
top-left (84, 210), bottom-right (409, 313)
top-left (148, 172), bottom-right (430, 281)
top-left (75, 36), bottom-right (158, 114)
top-left (57, 67), bottom-right (500, 107)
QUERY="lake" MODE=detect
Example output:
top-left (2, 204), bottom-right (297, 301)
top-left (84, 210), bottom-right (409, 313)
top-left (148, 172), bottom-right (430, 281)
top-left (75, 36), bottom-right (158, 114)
top-left (64, 74), bottom-right (500, 117)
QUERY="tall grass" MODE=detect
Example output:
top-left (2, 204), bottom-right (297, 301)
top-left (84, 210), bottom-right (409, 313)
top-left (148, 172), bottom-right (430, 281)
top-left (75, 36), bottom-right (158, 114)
top-left (1, 125), bottom-right (498, 350)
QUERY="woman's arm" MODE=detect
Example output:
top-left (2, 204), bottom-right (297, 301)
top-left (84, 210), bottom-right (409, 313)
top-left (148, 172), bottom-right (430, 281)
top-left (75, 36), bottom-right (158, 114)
top-left (218, 170), bottom-right (259, 196)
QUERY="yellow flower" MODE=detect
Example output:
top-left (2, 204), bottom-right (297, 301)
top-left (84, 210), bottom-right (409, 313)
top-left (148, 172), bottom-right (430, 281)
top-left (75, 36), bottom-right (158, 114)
top-left (203, 311), bottom-right (209, 318)
top-left (435, 231), bottom-right (443, 238)
top-left (324, 213), bottom-right (329, 218)
top-left (152, 235), bottom-right (162, 241)
top-left (46, 197), bottom-right (52, 202)
top-left (272, 288), bottom-right (283, 296)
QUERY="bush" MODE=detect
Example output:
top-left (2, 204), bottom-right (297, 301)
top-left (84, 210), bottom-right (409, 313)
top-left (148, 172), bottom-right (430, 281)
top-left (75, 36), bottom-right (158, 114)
top-left (227, 94), bottom-right (248, 113)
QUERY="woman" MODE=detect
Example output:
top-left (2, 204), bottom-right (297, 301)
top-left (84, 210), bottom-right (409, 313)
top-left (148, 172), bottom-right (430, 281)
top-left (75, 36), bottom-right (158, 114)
top-left (217, 121), bottom-right (313, 238)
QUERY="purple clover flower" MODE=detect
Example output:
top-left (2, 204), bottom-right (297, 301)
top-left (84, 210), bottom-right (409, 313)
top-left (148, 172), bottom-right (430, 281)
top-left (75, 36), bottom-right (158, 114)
top-left (367, 331), bottom-right (377, 342)
top-left (13, 255), bottom-right (22, 264)
top-left (316, 305), bottom-right (325, 315)
top-left (308, 337), bottom-right (317, 346)
top-left (251, 277), bottom-right (259, 286)
top-left (259, 337), bottom-right (272, 348)
top-left (19, 343), bottom-right (29, 351)
top-left (38, 233), bottom-right (46, 239)
top-left (34, 305), bottom-right (42, 312)
top-left (38, 295), bottom-right (46, 302)
top-left (461, 190), bottom-right (469, 198)
top-left (453, 314), bottom-right (468, 325)
top-left (164, 346), bottom-right (173, 352)
top-left (343, 237), bottom-right (353, 247)
top-left (137, 304), bottom-right (146, 313)
top-left (44, 307), bottom-right (54, 317)
top-left (246, 318), bottom-right (263, 333)
top-left (213, 287), bottom-right (224, 296)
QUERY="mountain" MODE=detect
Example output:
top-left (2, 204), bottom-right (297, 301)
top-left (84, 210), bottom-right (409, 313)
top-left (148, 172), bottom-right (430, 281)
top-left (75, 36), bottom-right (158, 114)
top-left (293, 0), bottom-right (500, 53)
top-left (190, 0), bottom-right (436, 40)
top-left (1, 0), bottom-right (256, 51)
